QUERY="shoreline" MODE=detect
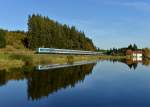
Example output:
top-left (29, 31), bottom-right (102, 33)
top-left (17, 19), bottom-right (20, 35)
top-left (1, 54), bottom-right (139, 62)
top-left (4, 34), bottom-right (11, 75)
top-left (0, 49), bottom-right (129, 70)
top-left (0, 50), bottom-right (99, 70)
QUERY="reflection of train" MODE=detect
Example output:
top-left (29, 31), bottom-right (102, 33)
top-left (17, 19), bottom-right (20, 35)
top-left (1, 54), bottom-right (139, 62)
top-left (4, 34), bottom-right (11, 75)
top-left (36, 61), bottom-right (97, 70)
top-left (36, 48), bottom-right (103, 55)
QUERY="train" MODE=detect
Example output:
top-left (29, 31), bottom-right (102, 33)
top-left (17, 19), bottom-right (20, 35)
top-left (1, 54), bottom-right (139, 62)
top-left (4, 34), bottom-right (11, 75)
top-left (36, 48), bottom-right (103, 55)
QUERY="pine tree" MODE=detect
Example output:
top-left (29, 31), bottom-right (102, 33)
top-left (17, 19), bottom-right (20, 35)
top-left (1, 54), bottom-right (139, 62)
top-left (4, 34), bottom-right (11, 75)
top-left (133, 44), bottom-right (138, 50)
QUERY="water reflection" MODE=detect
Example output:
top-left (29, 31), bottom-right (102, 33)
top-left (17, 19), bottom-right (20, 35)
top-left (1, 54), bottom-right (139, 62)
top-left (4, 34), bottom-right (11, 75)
top-left (101, 58), bottom-right (150, 70)
top-left (122, 58), bottom-right (150, 69)
top-left (120, 59), bottom-right (139, 70)
top-left (36, 61), bottom-right (97, 70)
top-left (0, 63), bottom-right (95, 101)
top-left (0, 58), bottom-right (150, 102)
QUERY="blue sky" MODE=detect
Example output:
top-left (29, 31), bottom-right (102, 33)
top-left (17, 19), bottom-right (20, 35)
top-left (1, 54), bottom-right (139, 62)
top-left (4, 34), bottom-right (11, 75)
top-left (0, 0), bottom-right (150, 49)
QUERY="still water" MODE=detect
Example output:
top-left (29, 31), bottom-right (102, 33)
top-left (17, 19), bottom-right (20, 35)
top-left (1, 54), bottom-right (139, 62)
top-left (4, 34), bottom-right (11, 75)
top-left (0, 60), bottom-right (150, 107)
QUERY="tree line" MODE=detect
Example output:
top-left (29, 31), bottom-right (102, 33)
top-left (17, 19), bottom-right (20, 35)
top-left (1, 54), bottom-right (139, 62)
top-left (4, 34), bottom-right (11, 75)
top-left (105, 44), bottom-right (150, 58)
top-left (106, 44), bottom-right (139, 55)
top-left (0, 14), bottom-right (96, 51)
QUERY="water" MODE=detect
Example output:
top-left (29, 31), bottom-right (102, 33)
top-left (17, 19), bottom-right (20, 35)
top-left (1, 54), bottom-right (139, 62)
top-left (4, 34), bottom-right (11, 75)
top-left (0, 60), bottom-right (150, 107)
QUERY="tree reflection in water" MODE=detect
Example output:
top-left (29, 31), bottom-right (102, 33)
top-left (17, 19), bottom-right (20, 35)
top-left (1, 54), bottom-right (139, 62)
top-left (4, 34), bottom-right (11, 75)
top-left (0, 59), bottom-right (150, 101)
top-left (0, 63), bottom-right (96, 101)
top-left (120, 59), bottom-right (138, 70)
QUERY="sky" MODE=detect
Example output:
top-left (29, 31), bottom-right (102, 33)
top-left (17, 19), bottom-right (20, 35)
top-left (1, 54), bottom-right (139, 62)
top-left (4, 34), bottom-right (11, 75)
top-left (0, 0), bottom-right (150, 49)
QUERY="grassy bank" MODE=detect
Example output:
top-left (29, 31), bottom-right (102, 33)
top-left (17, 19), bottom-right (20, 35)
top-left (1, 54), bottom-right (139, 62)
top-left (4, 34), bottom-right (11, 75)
top-left (0, 47), bottom-right (130, 70)
top-left (0, 49), bottom-right (100, 70)
top-left (99, 55), bottom-right (130, 60)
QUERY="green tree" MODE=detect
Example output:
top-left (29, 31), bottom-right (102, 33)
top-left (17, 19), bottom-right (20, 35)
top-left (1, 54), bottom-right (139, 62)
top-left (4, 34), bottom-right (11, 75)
top-left (128, 44), bottom-right (133, 50)
top-left (133, 44), bottom-right (138, 50)
top-left (0, 29), bottom-right (6, 48)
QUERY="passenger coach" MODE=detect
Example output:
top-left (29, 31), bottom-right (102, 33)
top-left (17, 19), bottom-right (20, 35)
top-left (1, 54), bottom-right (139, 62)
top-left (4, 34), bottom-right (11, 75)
top-left (36, 48), bottom-right (102, 55)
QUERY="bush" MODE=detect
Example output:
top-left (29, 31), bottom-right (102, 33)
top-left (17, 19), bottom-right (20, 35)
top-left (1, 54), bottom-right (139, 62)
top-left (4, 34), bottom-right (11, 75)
top-left (67, 55), bottom-right (74, 64)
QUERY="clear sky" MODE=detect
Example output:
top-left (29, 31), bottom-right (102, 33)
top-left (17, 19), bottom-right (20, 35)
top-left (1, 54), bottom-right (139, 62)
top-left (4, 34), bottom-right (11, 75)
top-left (0, 0), bottom-right (150, 49)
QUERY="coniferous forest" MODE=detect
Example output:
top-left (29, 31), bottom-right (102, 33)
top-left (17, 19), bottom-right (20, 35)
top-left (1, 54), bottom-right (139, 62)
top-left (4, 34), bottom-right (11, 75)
top-left (0, 14), bottom-right (96, 51)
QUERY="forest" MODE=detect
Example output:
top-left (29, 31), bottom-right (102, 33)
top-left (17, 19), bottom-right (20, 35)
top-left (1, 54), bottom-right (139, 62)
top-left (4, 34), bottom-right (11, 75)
top-left (0, 14), bottom-right (96, 51)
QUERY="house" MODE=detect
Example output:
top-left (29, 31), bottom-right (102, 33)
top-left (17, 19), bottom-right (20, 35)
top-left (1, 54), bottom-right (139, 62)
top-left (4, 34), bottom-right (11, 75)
top-left (126, 50), bottom-right (143, 62)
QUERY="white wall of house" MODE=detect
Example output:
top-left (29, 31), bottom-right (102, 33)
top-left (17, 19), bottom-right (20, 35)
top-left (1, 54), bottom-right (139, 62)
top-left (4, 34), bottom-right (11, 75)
top-left (137, 54), bottom-right (142, 57)
top-left (132, 53), bottom-right (142, 61)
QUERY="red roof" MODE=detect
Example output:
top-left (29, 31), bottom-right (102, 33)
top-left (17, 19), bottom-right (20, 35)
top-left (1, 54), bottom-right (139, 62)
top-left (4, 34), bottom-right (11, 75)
top-left (126, 50), bottom-right (143, 55)
top-left (132, 51), bottom-right (143, 54)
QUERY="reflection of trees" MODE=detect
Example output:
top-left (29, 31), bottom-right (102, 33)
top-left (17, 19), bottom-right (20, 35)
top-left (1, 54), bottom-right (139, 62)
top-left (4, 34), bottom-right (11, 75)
top-left (0, 64), bottom-right (95, 101)
top-left (0, 68), bottom-right (27, 86)
top-left (127, 62), bottom-right (138, 70)
top-left (122, 59), bottom-right (150, 69)
top-left (27, 64), bottom-right (95, 100)
top-left (0, 70), bottom-right (7, 86)
top-left (120, 59), bottom-right (138, 70)
top-left (108, 59), bottom-right (139, 70)
top-left (109, 58), bottom-right (150, 69)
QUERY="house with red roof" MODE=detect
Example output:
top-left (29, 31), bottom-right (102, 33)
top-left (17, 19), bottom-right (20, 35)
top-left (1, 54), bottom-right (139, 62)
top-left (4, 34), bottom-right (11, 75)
top-left (126, 50), bottom-right (143, 62)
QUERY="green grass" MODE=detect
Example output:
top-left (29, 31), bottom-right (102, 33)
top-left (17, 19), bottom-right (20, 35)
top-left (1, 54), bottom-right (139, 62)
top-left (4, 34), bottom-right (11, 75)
top-left (0, 53), bottom-right (10, 59)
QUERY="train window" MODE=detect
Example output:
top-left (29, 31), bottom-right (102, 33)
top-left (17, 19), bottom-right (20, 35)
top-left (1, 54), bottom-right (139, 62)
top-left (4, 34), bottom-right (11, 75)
top-left (40, 48), bottom-right (50, 51)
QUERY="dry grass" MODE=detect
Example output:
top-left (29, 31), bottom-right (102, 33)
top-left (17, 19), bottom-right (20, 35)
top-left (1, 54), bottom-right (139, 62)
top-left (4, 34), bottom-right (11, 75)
top-left (0, 59), bottom-right (24, 70)
top-left (99, 55), bottom-right (129, 60)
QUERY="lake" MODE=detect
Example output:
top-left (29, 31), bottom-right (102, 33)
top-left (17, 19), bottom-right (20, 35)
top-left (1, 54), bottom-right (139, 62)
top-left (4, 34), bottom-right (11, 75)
top-left (0, 59), bottom-right (150, 107)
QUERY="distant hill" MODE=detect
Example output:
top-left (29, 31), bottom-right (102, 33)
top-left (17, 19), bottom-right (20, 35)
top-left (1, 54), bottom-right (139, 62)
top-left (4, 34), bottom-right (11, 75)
top-left (27, 14), bottom-right (96, 51)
